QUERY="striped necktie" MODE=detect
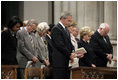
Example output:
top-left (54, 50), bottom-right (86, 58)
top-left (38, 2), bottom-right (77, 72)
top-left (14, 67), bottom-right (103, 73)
top-left (29, 35), bottom-right (34, 48)
top-left (64, 28), bottom-right (69, 36)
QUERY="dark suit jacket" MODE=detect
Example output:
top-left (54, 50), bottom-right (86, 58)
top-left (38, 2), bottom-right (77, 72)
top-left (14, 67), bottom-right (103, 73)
top-left (51, 23), bottom-right (74, 68)
top-left (45, 34), bottom-right (53, 66)
top-left (90, 30), bottom-right (113, 67)
top-left (78, 39), bottom-right (97, 67)
top-left (1, 29), bottom-right (18, 65)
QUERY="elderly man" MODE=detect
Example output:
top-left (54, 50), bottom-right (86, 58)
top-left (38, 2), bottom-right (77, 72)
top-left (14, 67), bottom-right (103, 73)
top-left (16, 19), bottom-right (40, 78)
top-left (90, 23), bottom-right (113, 67)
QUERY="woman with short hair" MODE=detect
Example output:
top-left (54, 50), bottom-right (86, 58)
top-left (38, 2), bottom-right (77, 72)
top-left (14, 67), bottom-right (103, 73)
top-left (35, 22), bottom-right (50, 67)
top-left (78, 26), bottom-right (96, 67)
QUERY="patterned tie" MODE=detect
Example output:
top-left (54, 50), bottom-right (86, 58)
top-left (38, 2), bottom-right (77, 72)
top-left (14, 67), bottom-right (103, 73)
top-left (64, 28), bottom-right (69, 36)
top-left (29, 35), bottom-right (34, 48)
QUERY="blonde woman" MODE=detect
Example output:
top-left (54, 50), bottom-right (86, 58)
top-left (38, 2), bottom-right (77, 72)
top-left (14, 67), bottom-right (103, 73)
top-left (35, 22), bottom-right (50, 67)
top-left (68, 20), bottom-right (83, 68)
top-left (78, 26), bottom-right (96, 67)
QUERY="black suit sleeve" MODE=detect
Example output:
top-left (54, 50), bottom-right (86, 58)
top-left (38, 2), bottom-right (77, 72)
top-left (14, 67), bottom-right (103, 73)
top-left (1, 32), bottom-right (7, 58)
top-left (106, 36), bottom-right (113, 54)
top-left (78, 42), bottom-right (92, 66)
top-left (90, 36), bottom-right (107, 59)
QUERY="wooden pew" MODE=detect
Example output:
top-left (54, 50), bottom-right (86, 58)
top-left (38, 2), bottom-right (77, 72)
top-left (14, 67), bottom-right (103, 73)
top-left (70, 67), bottom-right (117, 79)
top-left (1, 65), bottom-right (18, 79)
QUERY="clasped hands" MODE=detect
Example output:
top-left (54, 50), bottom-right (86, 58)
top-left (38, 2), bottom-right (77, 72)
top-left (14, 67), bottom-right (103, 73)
top-left (32, 56), bottom-right (50, 66)
top-left (70, 51), bottom-right (84, 63)
top-left (106, 54), bottom-right (112, 64)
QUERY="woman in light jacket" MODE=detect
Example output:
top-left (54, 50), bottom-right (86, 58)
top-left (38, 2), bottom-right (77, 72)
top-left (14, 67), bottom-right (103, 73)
top-left (35, 22), bottom-right (50, 67)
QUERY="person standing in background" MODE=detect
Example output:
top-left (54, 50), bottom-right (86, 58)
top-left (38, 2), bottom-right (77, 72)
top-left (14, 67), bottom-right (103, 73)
top-left (45, 24), bottom-right (55, 67)
top-left (20, 20), bottom-right (29, 30)
top-left (1, 16), bottom-right (22, 65)
top-left (90, 23), bottom-right (113, 67)
top-left (67, 20), bottom-right (83, 68)
top-left (72, 27), bottom-right (79, 43)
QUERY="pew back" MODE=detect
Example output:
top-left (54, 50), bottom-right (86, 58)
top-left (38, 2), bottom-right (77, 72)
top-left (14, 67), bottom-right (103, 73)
top-left (71, 67), bottom-right (117, 79)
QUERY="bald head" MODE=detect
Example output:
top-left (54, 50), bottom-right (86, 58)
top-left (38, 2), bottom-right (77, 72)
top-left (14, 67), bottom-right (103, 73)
top-left (98, 23), bottom-right (110, 37)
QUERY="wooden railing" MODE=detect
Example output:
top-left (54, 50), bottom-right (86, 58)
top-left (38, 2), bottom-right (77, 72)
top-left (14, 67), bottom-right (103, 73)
top-left (70, 67), bottom-right (117, 79)
top-left (1, 65), bottom-right (18, 79)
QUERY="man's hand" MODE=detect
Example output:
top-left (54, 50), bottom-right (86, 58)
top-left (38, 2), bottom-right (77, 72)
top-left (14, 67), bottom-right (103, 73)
top-left (70, 53), bottom-right (75, 63)
top-left (77, 53), bottom-right (84, 58)
top-left (108, 58), bottom-right (112, 64)
top-left (106, 54), bottom-right (112, 60)
top-left (32, 56), bottom-right (38, 63)
top-left (106, 54), bottom-right (112, 64)
top-left (91, 64), bottom-right (96, 67)
top-left (44, 60), bottom-right (50, 66)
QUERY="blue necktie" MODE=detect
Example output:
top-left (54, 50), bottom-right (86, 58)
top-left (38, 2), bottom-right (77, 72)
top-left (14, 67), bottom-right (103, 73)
top-left (64, 28), bottom-right (69, 36)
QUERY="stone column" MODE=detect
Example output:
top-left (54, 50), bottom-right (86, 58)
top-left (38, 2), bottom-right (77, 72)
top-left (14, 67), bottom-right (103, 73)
top-left (70, 1), bottom-right (77, 21)
top-left (98, 1), bottom-right (104, 27)
top-left (104, 1), bottom-right (117, 40)
top-left (104, 1), bottom-right (117, 65)
top-left (54, 1), bottom-right (62, 24)
top-left (84, 1), bottom-right (99, 31)
top-left (77, 1), bottom-right (85, 29)
top-left (62, 1), bottom-right (69, 12)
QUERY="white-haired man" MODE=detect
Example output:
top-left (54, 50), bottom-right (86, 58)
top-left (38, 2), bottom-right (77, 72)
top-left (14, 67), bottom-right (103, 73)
top-left (17, 19), bottom-right (39, 78)
top-left (90, 23), bottom-right (113, 67)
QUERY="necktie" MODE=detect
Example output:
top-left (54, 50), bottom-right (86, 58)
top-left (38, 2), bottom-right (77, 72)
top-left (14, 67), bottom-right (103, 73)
top-left (103, 37), bottom-right (107, 44)
top-left (29, 35), bottom-right (34, 48)
top-left (64, 28), bottom-right (69, 36)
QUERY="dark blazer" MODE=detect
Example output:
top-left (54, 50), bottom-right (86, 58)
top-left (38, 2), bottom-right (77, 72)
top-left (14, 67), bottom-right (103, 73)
top-left (1, 29), bottom-right (18, 65)
top-left (51, 23), bottom-right (74, 68)
top-left (78, 39), bottom-right (96, 67)
top-left (45, 34), bottom-right (53, 66)
top-left (90, 30), bottom-right (113, 67)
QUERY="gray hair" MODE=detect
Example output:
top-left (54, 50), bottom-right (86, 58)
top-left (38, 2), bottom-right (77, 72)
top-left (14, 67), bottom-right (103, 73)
top-left (36, 22), bottom-right (49, 33)
top-left (27, 19), bottom-right (38, 26)
top-left (60, 11), bottom-right (72, 20)
top-left (99, 23), bottom-right (109, 29)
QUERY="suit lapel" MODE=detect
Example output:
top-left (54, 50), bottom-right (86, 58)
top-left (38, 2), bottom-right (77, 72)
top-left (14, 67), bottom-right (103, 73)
top-left (58, 23), bottom-right (70, 40)
top-left (96, 31), bottom-right (109, 50)
top-left (22, 29), bottom-right (36, 52)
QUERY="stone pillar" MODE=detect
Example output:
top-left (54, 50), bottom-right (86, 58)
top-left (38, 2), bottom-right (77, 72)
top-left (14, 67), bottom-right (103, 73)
top-left (77, 1), bottom-right (99, 31)
top-left (98, 1), bottom-right (104, 27)
top-left (77, 2), bottom-right (85, 29)
top-left (84, 1), bottom-right (99, 31)
top-left (104, 1), bottom-right (117, 40)
top-left (104, 1), bottom-right (117, 65)
top-left (24, 1), bottom-right (49, 23)
top-left (70, 1), bottom-right (77, 21)
top-left (54, 1), bottom-right (61, 24)
top-left (62, 1), bottom-right (69, 12)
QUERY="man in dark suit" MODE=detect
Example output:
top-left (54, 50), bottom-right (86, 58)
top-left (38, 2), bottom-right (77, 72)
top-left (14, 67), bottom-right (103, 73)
top-left (45, 24), bottom-right (55, 66)
top-left (51, 12), bottom-right (75, 79)
top-left (90, 23), bottom-right (113, 67)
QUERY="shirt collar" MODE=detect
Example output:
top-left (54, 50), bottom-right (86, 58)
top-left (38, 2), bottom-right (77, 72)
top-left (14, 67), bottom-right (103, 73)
top-left (24, 27), bottom-right (30, 36)
top-left (59, 21), bottom-right (66, 29)
top-left (47, 34), bottom-right (51, 39)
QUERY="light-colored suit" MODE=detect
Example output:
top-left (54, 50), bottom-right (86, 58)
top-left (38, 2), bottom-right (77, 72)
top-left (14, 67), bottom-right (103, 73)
top-left (16, 28), bottom-right (43, 78)
top-left (17, 29), bottom-right (42, 68)
top-left (35, 32), bottom-right (49, 61)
